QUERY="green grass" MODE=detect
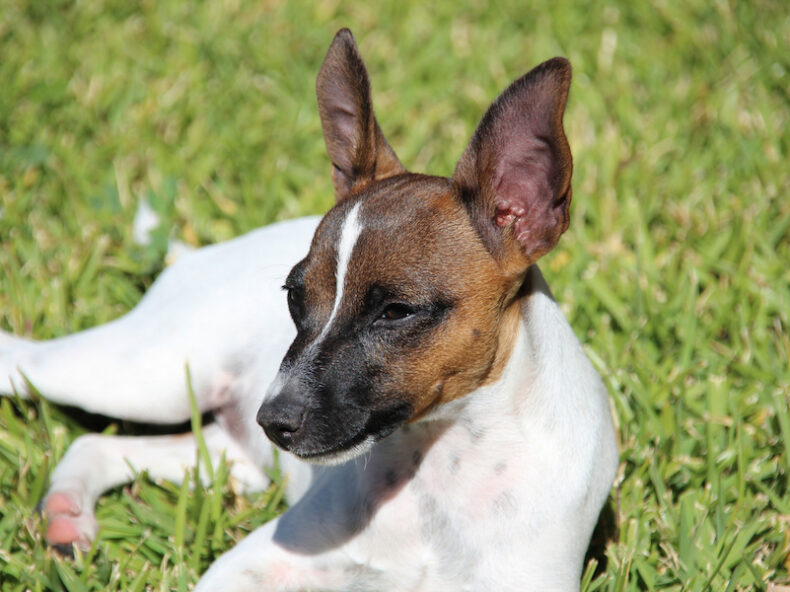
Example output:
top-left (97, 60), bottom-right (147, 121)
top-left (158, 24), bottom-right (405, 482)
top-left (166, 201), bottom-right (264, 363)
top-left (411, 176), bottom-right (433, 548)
top-left (1, 0), bottom-right (788, 589)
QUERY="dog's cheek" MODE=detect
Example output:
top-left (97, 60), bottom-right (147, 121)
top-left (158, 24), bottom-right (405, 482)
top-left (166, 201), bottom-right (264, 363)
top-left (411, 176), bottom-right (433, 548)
top-left (344, 354), bottom-right (415, 435)
top-left (310, 339), bottom-right (388, 422)
top-left (363, 397), bottom-right (414, 441)
top-left (356, 325), bottom-right (439, 420)
top-left (404, 306), bottom-right (504, 416)
top-left (317, 337), bottom-right (418, 435)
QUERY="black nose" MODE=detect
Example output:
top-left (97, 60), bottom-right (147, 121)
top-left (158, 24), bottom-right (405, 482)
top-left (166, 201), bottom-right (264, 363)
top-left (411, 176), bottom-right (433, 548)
top-left (257, 398), bottom-right (306, 449)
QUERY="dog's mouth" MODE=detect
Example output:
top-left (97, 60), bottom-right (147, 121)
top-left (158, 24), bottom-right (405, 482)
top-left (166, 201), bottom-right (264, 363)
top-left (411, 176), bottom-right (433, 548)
top-left (269, 400), bottom-right (413, 465)
top-left (293, 434), bottom-right (378, 466)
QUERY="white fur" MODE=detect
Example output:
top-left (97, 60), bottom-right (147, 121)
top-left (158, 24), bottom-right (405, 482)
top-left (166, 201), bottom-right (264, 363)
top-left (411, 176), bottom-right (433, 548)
top-left (196, 266), bottom-right (618, 591)
top-left (1, 219), bottom-right (618, 591)
top-left (132, 197), bottom-right (160, 246)
top-left (315, 201), bottom-right (363, 344)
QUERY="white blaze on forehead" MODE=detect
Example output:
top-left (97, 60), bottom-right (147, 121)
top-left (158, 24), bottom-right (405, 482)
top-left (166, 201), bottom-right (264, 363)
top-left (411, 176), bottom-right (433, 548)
top-left (266, 203), bottom-right (363, 401)
top-left (316, 201), bottom-right (363, 342)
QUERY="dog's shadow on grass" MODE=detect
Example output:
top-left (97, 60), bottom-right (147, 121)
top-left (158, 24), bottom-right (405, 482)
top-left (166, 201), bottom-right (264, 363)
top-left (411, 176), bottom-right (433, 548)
top-left (584, 496), bottom-right (618, 577)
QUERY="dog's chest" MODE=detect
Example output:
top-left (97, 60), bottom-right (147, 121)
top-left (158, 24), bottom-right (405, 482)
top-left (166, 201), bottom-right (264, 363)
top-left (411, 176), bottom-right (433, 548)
top-left (411, 423), bottom-right (533, 528)
top-left (355, 420), bottom-right (546, 586)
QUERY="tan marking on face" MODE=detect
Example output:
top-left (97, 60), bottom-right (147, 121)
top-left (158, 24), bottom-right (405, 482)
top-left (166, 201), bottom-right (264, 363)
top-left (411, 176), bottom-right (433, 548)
top-left (317, 175), bottom-right (527, 420)
top-left (408, 275), bottom-right (523, 419)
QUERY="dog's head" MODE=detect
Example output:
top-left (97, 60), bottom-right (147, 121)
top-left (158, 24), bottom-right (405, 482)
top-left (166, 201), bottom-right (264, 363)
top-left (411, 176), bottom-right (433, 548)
top-left (257, 29), bottom-right (573, 463)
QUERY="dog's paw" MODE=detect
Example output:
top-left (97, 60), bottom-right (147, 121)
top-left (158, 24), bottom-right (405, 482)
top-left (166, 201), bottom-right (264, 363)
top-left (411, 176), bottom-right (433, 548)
top-left (40, 490), bottom-right (97, 554)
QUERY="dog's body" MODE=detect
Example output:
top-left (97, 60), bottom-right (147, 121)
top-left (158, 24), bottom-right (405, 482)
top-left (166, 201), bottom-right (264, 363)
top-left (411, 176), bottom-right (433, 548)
top-left (1, 30), bottom-right (618, 591)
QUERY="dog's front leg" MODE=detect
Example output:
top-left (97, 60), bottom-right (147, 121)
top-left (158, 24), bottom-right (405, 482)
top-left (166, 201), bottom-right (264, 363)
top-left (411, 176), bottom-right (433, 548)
top-left (41, 423), bottom-right (269, 554)
top-left (196, 460), bottom-right (427, 592)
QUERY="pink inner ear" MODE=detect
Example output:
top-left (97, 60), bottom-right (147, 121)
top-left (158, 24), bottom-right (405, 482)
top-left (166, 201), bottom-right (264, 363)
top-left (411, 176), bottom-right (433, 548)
top-left (330, 105), bottom-right (359, 174)
top-left (495, 200), bottom-right (525, 227)
top-left (452, 57), bottom-right (572, 263)
top-left (493, 156), bottom-right (562, 255)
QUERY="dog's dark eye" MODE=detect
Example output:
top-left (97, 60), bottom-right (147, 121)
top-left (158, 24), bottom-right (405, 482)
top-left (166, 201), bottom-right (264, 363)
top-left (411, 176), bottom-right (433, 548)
top-left (378, 303), bottom-right (414, 322)
top-left (284, 286), bottom-right (305, 323)
top-left (287, 288), bottom-right (298, 305)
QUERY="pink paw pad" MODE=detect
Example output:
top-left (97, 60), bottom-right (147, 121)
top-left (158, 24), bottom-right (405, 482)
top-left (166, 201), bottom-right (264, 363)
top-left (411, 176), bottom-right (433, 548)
top-left (44, 492), bottom-right (81, 516)
top-left (46, 516), bottom-right (87, 546)
top-left (41, 491), bottom-right (96, 552)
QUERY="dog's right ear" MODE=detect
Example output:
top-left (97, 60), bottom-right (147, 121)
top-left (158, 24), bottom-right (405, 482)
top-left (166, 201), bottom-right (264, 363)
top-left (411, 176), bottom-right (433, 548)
top-left (453, 58), bottom-right (574, 279)
top-left (317, 29), bottom-right (406, 202)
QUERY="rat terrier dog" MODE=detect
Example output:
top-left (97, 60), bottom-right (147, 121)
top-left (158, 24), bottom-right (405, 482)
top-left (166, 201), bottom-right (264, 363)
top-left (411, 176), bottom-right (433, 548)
top-left (1, 29), bottom-right (618, 591)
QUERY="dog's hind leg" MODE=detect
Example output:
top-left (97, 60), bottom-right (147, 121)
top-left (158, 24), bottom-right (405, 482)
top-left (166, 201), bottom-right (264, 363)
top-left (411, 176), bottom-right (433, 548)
top-left (41, 423), bottom-right (269, 553)
top-left (0, 322), bottom-right (229, 424)
top-left (0, 216), bottom-right (319, 424)
top-left (0, 307), bottom-right (260, 424)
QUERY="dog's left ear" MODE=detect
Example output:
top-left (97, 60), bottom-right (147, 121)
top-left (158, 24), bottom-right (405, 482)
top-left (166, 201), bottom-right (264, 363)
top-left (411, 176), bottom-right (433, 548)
top-left (317, 29), bottom-right (406, 202)
top-left (453, 58), bottom-right (573, 278)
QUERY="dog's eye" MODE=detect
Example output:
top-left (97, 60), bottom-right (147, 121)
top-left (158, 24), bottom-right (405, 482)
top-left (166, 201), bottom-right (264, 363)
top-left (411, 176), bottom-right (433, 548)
top-left (378, 303), bottom-right (414, 322)
top-left (284, 286), bottom-right (305, 323)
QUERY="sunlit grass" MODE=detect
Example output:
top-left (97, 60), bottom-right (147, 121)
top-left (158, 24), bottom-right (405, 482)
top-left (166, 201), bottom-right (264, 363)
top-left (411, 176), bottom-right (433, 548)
top-left (1, 0), bottom-right (788, 589)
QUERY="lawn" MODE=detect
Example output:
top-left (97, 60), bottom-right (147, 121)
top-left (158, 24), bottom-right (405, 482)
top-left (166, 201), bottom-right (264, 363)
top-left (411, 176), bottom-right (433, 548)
top-left (1, 0), bottom-right (788, 590)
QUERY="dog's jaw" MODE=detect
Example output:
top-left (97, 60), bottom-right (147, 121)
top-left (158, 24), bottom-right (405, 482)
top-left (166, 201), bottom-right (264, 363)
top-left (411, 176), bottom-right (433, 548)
top-left (297, 435), bottom-right (376, 466)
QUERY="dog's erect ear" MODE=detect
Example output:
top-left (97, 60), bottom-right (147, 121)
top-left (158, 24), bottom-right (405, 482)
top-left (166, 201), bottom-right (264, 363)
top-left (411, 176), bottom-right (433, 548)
top-left (453, 58), bottom-right (573, 277)
top-left (317, 29), bottom-right (406, 202)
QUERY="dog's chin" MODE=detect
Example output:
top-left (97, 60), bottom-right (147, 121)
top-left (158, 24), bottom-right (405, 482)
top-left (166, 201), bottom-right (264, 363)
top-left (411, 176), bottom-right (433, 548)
top-left (270, 403), bottom-right (413, 465)
top-left (294, 435), bottom-right (377, 466)
top-left (285, 416), bottom-right (408, 465)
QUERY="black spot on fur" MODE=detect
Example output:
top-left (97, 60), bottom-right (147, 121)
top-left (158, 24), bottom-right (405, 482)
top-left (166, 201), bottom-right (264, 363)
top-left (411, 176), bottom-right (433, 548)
top-left (418, 494), bottom-right (478, 578)
top-left (384, 469), bottom-right (398, 488)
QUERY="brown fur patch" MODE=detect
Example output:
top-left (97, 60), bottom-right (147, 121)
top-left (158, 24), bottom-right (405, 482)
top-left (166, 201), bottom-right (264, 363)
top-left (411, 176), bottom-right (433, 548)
top-left (300, 175), bottom-right (528, 420)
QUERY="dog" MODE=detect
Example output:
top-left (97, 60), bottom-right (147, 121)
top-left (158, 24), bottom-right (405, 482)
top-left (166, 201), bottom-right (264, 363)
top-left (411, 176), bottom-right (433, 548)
top-left (0, 29), bottom-right (618, 591)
